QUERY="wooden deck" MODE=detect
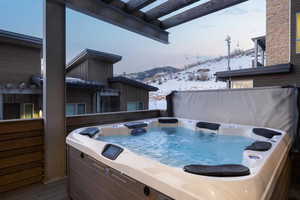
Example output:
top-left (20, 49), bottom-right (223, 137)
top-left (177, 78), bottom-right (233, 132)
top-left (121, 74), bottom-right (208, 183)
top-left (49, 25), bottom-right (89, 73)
top-left (0, 179), bottom-right (68, 200)
top-left (0, 175), bottom-right (300, 200)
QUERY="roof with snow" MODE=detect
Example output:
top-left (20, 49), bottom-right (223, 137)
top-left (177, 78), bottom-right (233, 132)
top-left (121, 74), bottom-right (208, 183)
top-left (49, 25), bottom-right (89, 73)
top-left (0, 29), bottom-right (42, 49)
top-left (31, 75), bottom-right (105, 90)
top-left (215, 63), bottom-right (292, 81)
top-left (109, 76), bottom-right (158, 91)
top-left (66, 49), bottom-right (122, 73)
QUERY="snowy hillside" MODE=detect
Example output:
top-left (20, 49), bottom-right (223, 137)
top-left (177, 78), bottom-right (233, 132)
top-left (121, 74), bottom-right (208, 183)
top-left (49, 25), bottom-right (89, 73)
top-left (146, 51), bottom-right (254, 110)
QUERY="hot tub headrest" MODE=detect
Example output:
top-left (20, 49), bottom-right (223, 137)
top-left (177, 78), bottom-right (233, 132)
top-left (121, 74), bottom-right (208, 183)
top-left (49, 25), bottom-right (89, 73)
top-left (131, 128), bottom-right (147, 136)
top-left (196, 122), bottom-right (220, 131)
top-left (124, 122), bottom-right (148, 129)
top-left (158, 118), bottom-right (178, 124)
top-left (183, 164), bottom-right (250, 177)
top-left (245, 141), bottom-right (272, 151)
top-left (252, 128), bottom-right (281, 139)
top-left (79, 127), bottom-right (99, 138)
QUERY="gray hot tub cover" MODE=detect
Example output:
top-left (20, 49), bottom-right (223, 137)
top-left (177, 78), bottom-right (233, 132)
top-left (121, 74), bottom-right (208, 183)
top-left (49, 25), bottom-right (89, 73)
top-left (169, 87), bottom-right (298, 138)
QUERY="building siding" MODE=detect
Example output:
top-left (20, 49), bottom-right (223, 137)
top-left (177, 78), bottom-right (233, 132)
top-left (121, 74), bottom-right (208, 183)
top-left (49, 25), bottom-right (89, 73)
top-left (66, 88), bottom-right (94, 114)
top-left (67, 60), bottom-right (89, 80)
top-left (0, 43), bottom-right (41, 85)
top-left (111, 82), bottom-right (149, 111)
top-left (266, 0), bottom-right (290, 66)
top-left (88, 59), bottom-right (113, 84)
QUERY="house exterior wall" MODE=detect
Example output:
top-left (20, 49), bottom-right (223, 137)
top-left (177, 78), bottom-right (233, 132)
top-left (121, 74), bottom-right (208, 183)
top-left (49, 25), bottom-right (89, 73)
top-left (66, 88), bottom-right (94, 114)
top-left (0, 43), bottom-right (41, 85)
top-left (266, 0), bottom-right (290, 66)
top-left (67, 60), bottom-right (89, 80)
top-left (111, 82), bottom-right (149, 111)
top-left (88, 59), bottom-right (113, 84)
top-left (67, 59), bottom-right (113, 84)
top-left (3, 94), bottom-right (41, 119)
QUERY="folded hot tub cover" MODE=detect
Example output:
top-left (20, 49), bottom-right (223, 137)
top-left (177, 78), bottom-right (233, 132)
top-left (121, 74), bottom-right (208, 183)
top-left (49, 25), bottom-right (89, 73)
top-left (124, 122), bottom-right (148, 129)
top-left (252, 128), bottom-right (281, 139)
top-left (196, 122), bottom-right (220, 131)
top-left (184, 164), bottom-right (250, 177)
top-left (158, 118), bottom-right (178, 124)
top-left (245, 141), bottom-right (272, 151)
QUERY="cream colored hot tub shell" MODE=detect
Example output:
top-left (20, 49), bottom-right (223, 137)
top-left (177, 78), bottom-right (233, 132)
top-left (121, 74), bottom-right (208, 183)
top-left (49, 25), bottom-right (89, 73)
top-left (66, 118), bottom-right (292, 200)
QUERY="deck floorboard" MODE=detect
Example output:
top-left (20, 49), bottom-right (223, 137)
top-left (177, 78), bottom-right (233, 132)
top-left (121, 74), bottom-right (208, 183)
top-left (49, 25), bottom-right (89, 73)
top-left (0, 179), bottom-right (69, 200)
top-left (0, 178), bottom-right (299, 200)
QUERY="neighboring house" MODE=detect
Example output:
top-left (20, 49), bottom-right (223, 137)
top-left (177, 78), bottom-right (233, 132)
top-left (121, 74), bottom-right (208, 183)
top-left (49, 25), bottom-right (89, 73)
top-left (215, 0), bottom-right (300, 89)
top-left (0, 29), bottom-right (42, 120)
top-left (0, 30), bottom-right (158, 120)
top-left (65, 49), bottom-right (158, 114)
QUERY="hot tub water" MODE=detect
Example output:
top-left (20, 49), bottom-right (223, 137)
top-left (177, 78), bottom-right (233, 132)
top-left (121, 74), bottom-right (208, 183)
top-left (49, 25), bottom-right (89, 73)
top-left (97, 127), bottom-right (254, 168)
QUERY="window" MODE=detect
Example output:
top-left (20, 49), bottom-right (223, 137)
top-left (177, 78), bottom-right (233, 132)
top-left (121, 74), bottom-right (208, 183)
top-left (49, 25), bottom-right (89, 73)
top-left (127, 102), bottom-right (144, 111)
top-left (77, 104), bottom-right (86, 115)
top-left (297, 13), bottom-right (300, 53)
top-left (66, 104), bottom-right (76, 116)
top-left (23, 103), bottom-right (34, 119)
top-left (66, 103), bottom-right (86, 116)
top-left (231, 80), bottom-right (253, 89)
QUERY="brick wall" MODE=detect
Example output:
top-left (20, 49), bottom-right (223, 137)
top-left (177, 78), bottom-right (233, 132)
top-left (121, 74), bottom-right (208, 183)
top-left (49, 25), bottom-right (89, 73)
top-left (266, 0), bottom-right (290, 66)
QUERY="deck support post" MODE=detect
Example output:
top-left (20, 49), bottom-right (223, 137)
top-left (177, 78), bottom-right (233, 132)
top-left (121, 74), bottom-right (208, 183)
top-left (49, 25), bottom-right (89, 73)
top-left (43, 0), bottom-right (66, 183)
top-left (0, 94), bottom-right (3, 120)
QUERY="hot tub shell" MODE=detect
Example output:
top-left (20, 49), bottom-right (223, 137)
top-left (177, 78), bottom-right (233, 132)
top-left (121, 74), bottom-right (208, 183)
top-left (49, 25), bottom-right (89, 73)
top-left (66, 118), bottom-right (292, 200)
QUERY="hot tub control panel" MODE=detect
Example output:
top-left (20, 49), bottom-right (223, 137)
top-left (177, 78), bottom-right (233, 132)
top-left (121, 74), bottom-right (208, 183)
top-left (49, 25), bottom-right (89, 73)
top-left (101, 144), bottom-right (123, 160)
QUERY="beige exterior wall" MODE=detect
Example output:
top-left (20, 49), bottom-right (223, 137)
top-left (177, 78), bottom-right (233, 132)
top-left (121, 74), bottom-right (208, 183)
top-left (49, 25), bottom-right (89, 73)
top-left (266, 0), bottom-right (290, 66)
top-left (0, 43), bottom-right (41, 85)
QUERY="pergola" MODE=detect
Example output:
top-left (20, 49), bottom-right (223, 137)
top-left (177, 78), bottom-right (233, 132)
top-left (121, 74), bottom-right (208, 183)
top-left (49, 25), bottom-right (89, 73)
top-left (43, 0), bottom-right (248, 182)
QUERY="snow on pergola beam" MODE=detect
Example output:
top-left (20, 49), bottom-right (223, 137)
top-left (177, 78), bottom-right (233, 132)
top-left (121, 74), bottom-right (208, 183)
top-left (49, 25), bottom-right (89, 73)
top-left (162, 0), bottom-right (249, 29)
top-left (54, 0), bottom-right (169, 44)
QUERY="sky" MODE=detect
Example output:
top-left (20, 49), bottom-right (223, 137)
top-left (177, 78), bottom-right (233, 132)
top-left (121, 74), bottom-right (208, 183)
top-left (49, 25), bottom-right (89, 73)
top-left (0, 0), bottom-right (266, 74)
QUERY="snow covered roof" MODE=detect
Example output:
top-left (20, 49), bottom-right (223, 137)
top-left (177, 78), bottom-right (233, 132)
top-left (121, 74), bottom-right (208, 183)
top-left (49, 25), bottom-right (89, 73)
top-left (31, 75), bottom-right (105, 90)
top-left (215, 63), bottom-right (292, 81)
top-left (109, 76), bottom-right (158, 91)
top-left (0, 29), bottom-right (42, 49)
top-left (66, 49), bottom-right (122, 73)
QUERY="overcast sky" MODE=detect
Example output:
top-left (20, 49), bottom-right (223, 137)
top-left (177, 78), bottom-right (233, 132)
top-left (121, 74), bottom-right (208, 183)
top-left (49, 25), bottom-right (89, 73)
top-left (0, 0), bottom-right (266, 74)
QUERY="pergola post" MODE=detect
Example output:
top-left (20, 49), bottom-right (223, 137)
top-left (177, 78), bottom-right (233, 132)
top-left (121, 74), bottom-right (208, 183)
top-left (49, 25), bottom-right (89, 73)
top-left (43, 0), bottom-right (66, 183)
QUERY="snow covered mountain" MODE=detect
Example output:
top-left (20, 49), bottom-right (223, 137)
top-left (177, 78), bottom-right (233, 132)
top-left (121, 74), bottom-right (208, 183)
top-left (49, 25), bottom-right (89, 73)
top-left (132, 49), bottom-right (254, 110)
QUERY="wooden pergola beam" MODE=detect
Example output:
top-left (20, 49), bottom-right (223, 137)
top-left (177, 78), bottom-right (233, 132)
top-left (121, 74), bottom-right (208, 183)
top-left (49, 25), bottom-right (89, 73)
top-left (146, 0), bottom-right (201, 21)
top-left (55, 0), bottom-right (169, 44)
top-left (126, 0), bottom-right (157, 12)
top-left (162, 0), bottom-right (248, 29)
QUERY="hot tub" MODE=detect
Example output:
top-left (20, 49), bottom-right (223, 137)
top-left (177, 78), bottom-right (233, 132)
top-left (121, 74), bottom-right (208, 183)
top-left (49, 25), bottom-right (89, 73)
top-left (66, 117), bottom-right (292, 200)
